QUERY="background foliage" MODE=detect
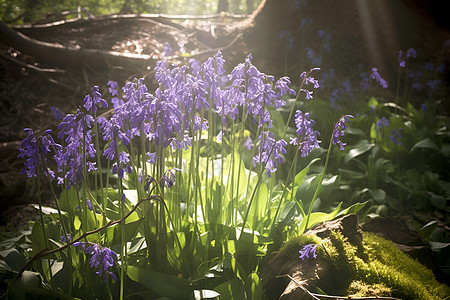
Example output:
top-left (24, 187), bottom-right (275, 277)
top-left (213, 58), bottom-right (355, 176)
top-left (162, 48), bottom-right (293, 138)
top-left (0, 0), bottom-right (262, 24)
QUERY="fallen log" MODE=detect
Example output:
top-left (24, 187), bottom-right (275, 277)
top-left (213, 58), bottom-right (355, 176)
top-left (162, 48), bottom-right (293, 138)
top-left (0, 21), bottom-right (153, 71)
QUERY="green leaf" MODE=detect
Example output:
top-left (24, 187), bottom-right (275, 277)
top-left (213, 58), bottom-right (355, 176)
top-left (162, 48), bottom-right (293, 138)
top-left (123, 189), bottom-right (139, 205)
top-left (344, 140), bottom-right (375, 163)
top-left (276, 201), bottom-right (297, 226)
top-left (430, 194), bottom-right (447, 210)
top-left (10, 271), bottom-right (41, 299)
top-left (429, 241), bottom-right (450, 251)
top-left (337, 202), bottom-right (366, 217)
top-left (30, 222), bottom-right (46, 255)
top-left (299, 203), bottom-right (342, 233)
top-left (411, 138), bottom-right (439, 152)
top-left (0, 248), bottom-right (26, 272)
top-left (30, 204), bottom-right (67, 216)
top-left (368, 97), bottom-right (379, 108)
top-left (127, 266), bottom-right (193, 300)
top-left (214, 278), bottom-right (246, 299)
top-left (193, 289), bottom-right (220, 299)
top-left (369, 189), bottom-right (387, 204)
top-left (419, 221), bottom-right (438, 242)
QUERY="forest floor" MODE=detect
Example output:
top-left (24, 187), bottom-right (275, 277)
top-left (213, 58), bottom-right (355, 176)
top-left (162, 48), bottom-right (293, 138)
top-left (0, 0), bottom-right (449, 286)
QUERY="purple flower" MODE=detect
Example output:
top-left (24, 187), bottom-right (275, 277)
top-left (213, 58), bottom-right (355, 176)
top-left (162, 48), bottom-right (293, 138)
top-left (244, 136), bottom-right (254, 150)
top-left (376, 117), bottom-right (389, 129)
top-left (107, 80), bottom-right (119, 96)
top-left (50, 106), bottom-right (64, 120)
top-left (318, 30), bottom-right (331, 52)
top-left (299, 68), bottom-right (320, 100)
top-left (299, 244), bottom-right (317, 261)
top-left (290, 110), bottom-right (320, 157)
top-left (18, 128), bottom-right (60, 179)
top-left (83, 86), bottom-right (108, 113)
top-left (359, 72), bottom-right (369, 91)
top-left (406, 48), bottom-right (417, 59)
top-left (253, 131), bottom-right (287, 177)
top-left (426, 79), bottom-right (441, 91)
top-left (420, 103), bottom-right (428, 112)
top-left (162, 168), bottom-right (180, 189)
top-left (163, 42), bottom-right (172, 59)
top-left (56, 110), bottom-right (97, 188)
top-left (399, 50), bottom-right (406, 68)
top-left (436, 64), bottom-right (445, 72)
top-left (76, 198), bottom-right (92, 211)
top-left (424, 63), bottom-right (434, 72)
top-left (299, 17), bottom-right (312, 30)
top-left (390, 128), bottom-right (404, 146)
top-left (72, 242), bottom-right (118, 282)
top-left (333, 115), bottom-right (354, 151)
top-left (370, 68), bottom-right (388, 88)
top-left (144, 174), bottom-right (155, 192)
top-left (60, 234), bottom-right (72, 243)
top-left (278, 30), bottom-right (294, 48)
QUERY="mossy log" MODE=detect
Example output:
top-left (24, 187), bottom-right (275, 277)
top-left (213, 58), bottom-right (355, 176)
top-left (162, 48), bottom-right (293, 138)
top-left (261, 214), bottom-right (450, 299)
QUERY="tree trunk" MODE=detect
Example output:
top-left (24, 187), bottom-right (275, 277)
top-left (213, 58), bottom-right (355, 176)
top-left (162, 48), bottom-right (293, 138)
top-left (217, 0), bottom-right (229, 13)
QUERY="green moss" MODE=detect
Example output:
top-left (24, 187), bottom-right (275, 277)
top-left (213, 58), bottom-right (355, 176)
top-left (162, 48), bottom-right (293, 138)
top-left (353, 232), bottom-right (450, 299)
top-left (281, 231), bottom-right (450, 299)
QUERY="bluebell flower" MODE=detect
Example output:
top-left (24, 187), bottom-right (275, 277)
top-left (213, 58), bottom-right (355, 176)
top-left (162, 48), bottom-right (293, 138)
top-left (253, 131), bottom-right (287, 177)
top-left (390, 128), bottom-right (404, 146)
top-left (376, 117), bottom-right (389, 129)
top-left (329, 87), bottom-right (343, 109)
top-left (299, 244), bottom-right (317, 261)
top-left (342, 80), bottom-right (353, 98)
top-left (83, 86), bottom-right (108, 113)
top-left (60, 234), bottom-right (72, 243)
top-left (50, 106), bottom-right (64, 120)
top-left (359, 72), bottom-right (369, 91)
top-left (420, 103), bottom-right (428, 112)
top-left (244, 136), bottom-right (254, 150)
top-left (72, 242), bottom-right (118, 282)
top-left (299, 17), bottom-right (312, 30)
top-left (406, 48), bottom-right (417, 59)
top-left (108, 80), bottom-right (124, 108)
top-left (56, 110), bottom-right (97, 188)
top-left (299, 68), bottom-right (320, 100)
top-left (333, 115), bottom-right (354, 151)
top-left (144, 174), bottom-right (155, 192)
top-left (318, 30), bottom-right (331, 52)
top-left (290, 110), bottom-right (320, 157)
top-left (76, 198), bottom-right (92, 211)
top-left (424, 63), bottom-right (434, 72)
top-left (399, 50), bottom-right (406, 68)
top-left (278, 30), bottom-right (294, 48)
top-left (162, 168), bottom-right (180, 189)
top-left (370, 68), bottom-right (388, 88)
top-left (18, 128), bottom-right (60, 180)
top-left (426, 79), bottom-right (441, 91)
top-left (163, 42), bottom-right (172, 59)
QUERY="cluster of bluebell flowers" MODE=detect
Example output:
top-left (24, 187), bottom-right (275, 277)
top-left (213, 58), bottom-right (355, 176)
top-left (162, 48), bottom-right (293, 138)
top-left (72, 241), bottom-right (118, 282)
top-left (18, 128), bottom-right (61, 180)
top-left (17, 51), bottom-right (356, 284)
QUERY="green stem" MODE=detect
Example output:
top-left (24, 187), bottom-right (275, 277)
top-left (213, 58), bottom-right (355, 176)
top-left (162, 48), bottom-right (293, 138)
top-left (303, 127), bottom-right (334, 232)
top-left (36, 172), bottom-right (55, 290)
